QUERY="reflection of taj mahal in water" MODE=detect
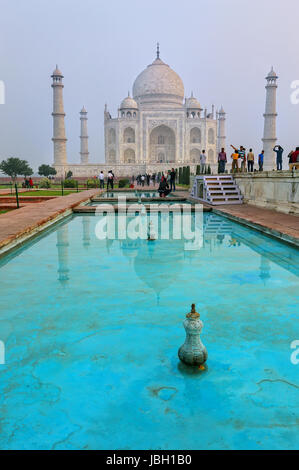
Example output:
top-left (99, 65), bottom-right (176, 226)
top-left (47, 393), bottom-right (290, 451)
top-left (53, 214), bottom-right (299, 303)
top-left (52, 45), bottom-right (226, 177)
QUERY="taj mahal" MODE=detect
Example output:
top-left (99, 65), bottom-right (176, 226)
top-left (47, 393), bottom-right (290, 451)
top-left (52, 45), bottom-right (226, 177)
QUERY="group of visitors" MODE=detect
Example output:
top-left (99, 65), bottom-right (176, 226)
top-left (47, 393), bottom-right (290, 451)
top-left (22, 177), bottom-right (34, 189)
top-left (217, 144), bottom-right (296, 173)
top-left (134, 174), bottom-right (157, 187)
top-left (158, 168), bottom-right (176, 197)
top-left (98, 170), bottom-right (114, 190)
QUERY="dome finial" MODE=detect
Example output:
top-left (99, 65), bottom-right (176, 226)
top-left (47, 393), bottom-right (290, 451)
top-left (156, 42), bottom-right (160, 59)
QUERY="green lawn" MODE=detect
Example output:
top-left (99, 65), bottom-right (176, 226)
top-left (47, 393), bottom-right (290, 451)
top-left (0, 190), bottom-right (84, 197)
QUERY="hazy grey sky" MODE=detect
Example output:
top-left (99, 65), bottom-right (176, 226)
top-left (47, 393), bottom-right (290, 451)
top-left (1, 0), bottom-right (299, 170)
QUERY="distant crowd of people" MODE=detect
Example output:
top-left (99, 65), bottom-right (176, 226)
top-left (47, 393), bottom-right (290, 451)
top-left (216, 144), bottom-right (299, 173)
top-left (97, 168), bottom-right (177, 197)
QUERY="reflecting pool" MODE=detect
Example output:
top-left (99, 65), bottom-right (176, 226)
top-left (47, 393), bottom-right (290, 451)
top-left (0, 213), bottom-right (298, 449)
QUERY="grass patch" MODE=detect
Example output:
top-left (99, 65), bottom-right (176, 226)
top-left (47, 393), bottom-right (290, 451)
top-left (0, 190), bottom-right (84, 197)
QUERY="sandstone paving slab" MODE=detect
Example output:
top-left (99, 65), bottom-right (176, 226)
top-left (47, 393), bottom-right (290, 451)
top-left (0, 189), bottom-right (99, 252)
top-left (213, 204), bottom-right (299, 246)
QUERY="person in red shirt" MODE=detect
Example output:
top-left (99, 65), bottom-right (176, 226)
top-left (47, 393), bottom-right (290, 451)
top-left (291, 147), bottom-right (299, 163)
top-left (29, 177), bottom-right (34, 189)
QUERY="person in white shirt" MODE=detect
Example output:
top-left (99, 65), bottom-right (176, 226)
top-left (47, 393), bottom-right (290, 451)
top-left (200, 150), bottom-right (207, 173)
top-left (107, 170), bottom-right (114, 190)
top-left (98, 171), bottom-right (105, 189)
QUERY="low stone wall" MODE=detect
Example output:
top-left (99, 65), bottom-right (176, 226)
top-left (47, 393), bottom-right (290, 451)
top-left (234, 171), bottom-right (299, 215)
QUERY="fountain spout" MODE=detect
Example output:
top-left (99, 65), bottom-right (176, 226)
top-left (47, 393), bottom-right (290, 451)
top-left (178, 304), bottom-right (208, 366)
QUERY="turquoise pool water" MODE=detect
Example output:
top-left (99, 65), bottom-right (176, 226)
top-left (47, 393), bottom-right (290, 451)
top-left (89, 200), bottom-right (190, 206)
top-left (0, 213), bottom-right (298, 450)
top-left (102, 191), bottom-right (162, 198)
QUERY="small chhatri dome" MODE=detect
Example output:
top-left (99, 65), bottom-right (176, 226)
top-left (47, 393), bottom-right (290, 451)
top-left (80, 106), bottom-right (87, 113)
top-left (185, 92), bottom-right (201, 109)
top-left (120, 93), bottom-right (138, 110)
top-left (132, 45), bottom-right (184, 107)
top-left (52, 65), bottom-right (63, 77)
top-left (267, 66), bottom-right (277, 78)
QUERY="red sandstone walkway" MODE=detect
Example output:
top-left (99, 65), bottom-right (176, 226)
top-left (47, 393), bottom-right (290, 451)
top-left (0, 189), bottom-right (99, 253)
top-left (213, 204), bottom-right (299, 246)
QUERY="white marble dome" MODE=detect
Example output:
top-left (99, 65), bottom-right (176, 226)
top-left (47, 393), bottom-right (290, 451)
top-left (120, 94), bottom-right (138, 110)
top-left (185, 94), bottom-right (201, 109)
top-left (133, 58), bottom-right (184, 107)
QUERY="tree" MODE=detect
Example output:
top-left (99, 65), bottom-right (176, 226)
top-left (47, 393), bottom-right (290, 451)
top-left (38, 164), bottom-right (57, 178)
top-left (179, 167), bottom-right (182, 184)
top-left (22, 161), bottom-right (33, 177)
top-left (66, 170), bottom-right (73, 179)
top-left (0, 157), bottom-right (32, 182)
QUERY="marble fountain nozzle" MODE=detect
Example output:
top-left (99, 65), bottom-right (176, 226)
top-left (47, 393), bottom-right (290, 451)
top-left (178, 304), bottom-right (208, 366)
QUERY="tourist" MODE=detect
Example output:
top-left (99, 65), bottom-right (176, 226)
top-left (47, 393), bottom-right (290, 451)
top-left (152, 173), bottom-right (156, 186)
top-left (258, 150), bottom-right (264, 171)
top-left (158, 176), bottom-right (170, 198)
top-left (141, 175), bottom-right (145, 187)
top-left (231, 150), bottom-right (239, 173)
top-left (146, 174), bottom-right (150, 186)
top-left (98, 171), bottom-right (105, 189)
top-left (247, 148), bottom-right (254, 172)
top-left (273, 145), bottom-right (284, 170)
top-left (218, 148), bottom-right (227, 173)
top-left (200, 150), bottom-right (206, 173)
top-left (29, 177), bottom-right (34, 189)
top-left (107, 170), bottom-right (114, 190)
top-left (239, 146), bottom-right (246, 172)
top-left (288, 150), bottom-right (294, 165)
top-left (170, 168), bottom-right (176, 192)
top-left (290, 147), bottom-right (299, 168)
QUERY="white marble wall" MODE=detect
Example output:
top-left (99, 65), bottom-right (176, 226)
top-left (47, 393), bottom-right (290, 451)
top-left (235, 172), bottom-right (299, 215)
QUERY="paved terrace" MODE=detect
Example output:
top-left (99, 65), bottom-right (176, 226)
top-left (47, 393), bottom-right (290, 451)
top-left (213, 204), bottom-right (299, 247)
top-left (0, 189), bottom-right (99, 255)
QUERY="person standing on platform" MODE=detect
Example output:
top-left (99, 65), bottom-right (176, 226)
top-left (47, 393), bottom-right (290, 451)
top-left (273, 145), bottom-right (284, 170)
top-left (218, 148), bottom-right (227, 173)
top-left (247, 149), bottom-right (254, 172)
top-left (258, 150), bottom-right (264, 171)
top-left (231, 150), bottom-right (239, 173)
top-left (238, 146), bottom-right (246, 172)
top-left (200, 150), bottom-right (207, 173)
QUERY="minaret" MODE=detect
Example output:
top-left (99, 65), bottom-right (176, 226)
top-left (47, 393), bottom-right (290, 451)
top-left (217, 106), bottom-right (226, 153)
top-left (51, 66), bottom-right (67, 169)
top-left (56, 225), bottom-right (69, 284)
top-left (82, 216), bottom-right (91, 249)
top-left (262, 67), bottom-right (278, 171)
top-left (80, 106), bottom-right (89, 164)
